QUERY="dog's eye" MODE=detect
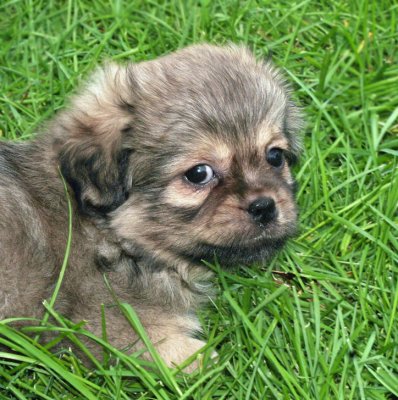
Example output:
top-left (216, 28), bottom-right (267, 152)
top-left (184, 164), bottom-right (214, 185)
top-left (266, 148), bottom-right (285, 168)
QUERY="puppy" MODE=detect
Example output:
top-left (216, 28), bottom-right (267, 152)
top-left (0, 45), bottom-right (302, 369)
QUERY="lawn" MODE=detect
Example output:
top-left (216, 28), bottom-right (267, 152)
top-left (0, 0), bottom-right (397, 399)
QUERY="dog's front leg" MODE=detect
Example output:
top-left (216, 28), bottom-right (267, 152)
top-left (139, 311), bottom-right (206, 371)
top-left (80, 304), bottom-right (205, 371)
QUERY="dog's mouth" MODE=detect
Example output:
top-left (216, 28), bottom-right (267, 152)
top-left (174, 235), bottom-right (289, 267)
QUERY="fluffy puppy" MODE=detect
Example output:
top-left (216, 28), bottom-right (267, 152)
top-left (0, 45), bottom-right (302, 368)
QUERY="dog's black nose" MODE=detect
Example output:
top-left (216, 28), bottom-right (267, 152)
top-left (247, 197), bottom-right (277, 225)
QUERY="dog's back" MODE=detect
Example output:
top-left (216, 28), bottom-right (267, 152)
top-left (0, 142), bottom-right (52, 318)
top-left (0, 139), bottom-right (118, 324)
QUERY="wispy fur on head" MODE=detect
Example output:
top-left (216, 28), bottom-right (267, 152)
top-left (0, 44), bottom-right (303, 369)
top-left (57, 44), bottom-right (302, 266)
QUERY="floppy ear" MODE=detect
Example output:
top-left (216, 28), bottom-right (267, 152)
top-left (56, 64), bottom-right (135, 216)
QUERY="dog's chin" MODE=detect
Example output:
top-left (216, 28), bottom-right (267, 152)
top-left (175, 235), bottom-right (289, 268)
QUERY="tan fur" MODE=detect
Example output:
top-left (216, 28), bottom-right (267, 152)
top-left (0, 44), bottom-right (303, 369)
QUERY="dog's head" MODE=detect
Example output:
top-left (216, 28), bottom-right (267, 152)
top-left (57, 45), bottom-right (303, 268)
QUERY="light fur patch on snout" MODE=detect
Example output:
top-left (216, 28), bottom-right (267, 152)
top-left (162, 180), bottom-right (209, 208)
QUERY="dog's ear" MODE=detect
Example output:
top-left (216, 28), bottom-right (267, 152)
top-left (56, 64), bottom-right (135, 216)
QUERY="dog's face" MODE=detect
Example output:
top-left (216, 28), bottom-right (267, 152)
top-left (58, 45), bottom-right (302, 268)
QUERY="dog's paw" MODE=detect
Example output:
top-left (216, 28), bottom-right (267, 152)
top-left (155, 336), bottom-right (206, 372)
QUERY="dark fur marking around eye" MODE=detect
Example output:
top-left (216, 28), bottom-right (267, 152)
top-left (291, 178), bottom-right (299, 195)
top-left (284, 150), bottom-right (299, 166)
top-left (228, 159), bottom-right (249, 197)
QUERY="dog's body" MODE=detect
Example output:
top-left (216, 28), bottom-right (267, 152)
top-left (0, 45), bottom-right (302, 368)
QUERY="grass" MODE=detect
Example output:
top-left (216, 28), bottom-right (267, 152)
top-left (0, 0), bottom-right (397, 398)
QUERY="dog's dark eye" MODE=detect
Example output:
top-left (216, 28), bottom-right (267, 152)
top-left (185, 164), bottom-right (214, 185)
top-left (266, 148), bottom-right (285, 168)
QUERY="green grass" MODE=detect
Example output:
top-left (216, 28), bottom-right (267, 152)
top-left (0, 0), bottom-right (397, 398)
